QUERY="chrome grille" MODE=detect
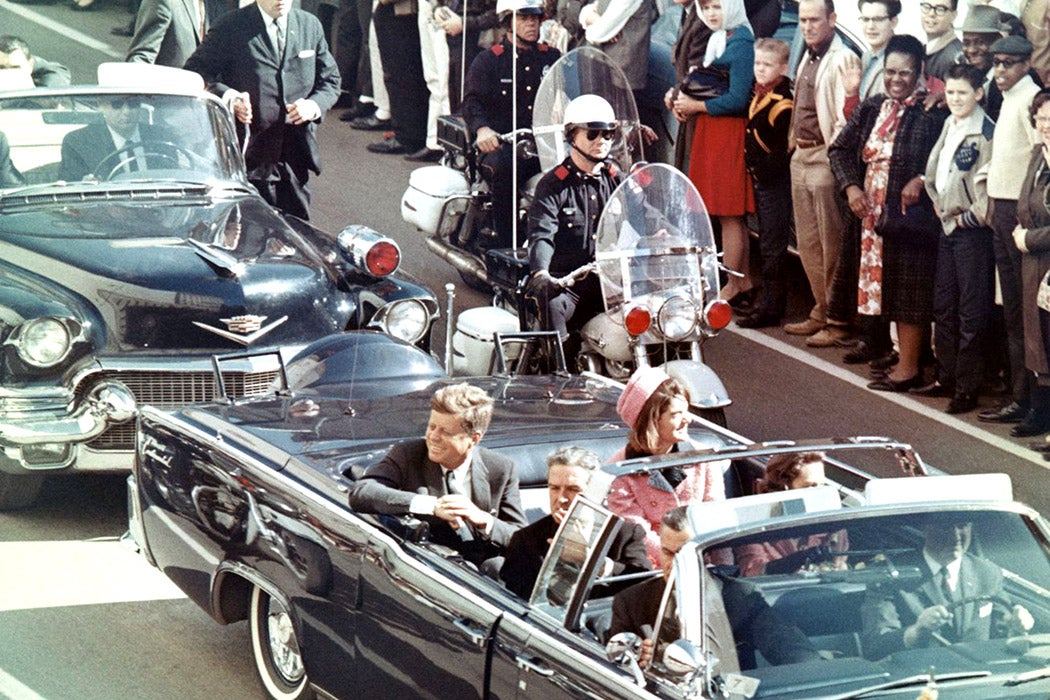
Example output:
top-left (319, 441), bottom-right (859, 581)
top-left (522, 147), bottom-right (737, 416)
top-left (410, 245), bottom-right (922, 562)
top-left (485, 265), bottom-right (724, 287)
top-left (82, 369), bottom-right (279, 451)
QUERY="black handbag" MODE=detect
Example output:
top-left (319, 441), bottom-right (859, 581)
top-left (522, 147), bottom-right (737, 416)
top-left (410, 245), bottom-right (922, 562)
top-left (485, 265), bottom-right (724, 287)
top-left (678, 67), bottom-right (730, 101)
top-left (875, 191), bottom-right (939, 247)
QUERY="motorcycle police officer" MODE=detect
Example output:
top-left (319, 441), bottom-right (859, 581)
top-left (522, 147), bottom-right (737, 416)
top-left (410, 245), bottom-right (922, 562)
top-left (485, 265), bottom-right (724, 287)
top-left (527, 94), bottom-right (624, 361)
top-left (461, 0), bottom-right (560, 247)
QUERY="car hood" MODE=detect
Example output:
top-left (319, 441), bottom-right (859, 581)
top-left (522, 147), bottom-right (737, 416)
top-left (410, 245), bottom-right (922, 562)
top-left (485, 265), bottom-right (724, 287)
top-left (0, 196), bottom-right (354, 352)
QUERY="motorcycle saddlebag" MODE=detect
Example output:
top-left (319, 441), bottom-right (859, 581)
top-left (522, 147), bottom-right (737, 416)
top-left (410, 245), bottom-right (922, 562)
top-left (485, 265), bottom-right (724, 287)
top-left (401, 165), bottom-right (470, 235)
top-left (484, 247), bottom-right (530, 291)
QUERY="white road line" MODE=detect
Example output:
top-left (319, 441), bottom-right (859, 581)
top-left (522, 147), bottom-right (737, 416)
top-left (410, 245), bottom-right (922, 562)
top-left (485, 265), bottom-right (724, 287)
top-left (0, 0), bottom-right (124, 58)
top-left (729, 325), bottom-right (1050, 469)
top-left (0, 668), bottom-right (47, 700)
top-left (0, 539), bottom-right (185, 613)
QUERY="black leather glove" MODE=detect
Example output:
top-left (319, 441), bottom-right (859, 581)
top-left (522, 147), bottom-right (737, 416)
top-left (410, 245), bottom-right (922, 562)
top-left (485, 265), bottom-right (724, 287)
top-left (527, 269), bottom-right (558, 298)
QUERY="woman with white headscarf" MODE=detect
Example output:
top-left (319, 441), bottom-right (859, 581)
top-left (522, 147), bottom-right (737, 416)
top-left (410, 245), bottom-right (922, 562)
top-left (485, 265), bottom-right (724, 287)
top-left (670, 0), bottom-right (756, 306)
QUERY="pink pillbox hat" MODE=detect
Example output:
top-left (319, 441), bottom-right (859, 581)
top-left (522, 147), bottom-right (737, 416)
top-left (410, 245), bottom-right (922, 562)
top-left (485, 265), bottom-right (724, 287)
top-left (616, 366), bottom-right (672, 428)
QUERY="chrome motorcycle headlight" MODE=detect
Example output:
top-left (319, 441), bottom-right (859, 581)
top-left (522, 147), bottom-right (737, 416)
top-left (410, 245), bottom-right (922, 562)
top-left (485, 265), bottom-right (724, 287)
top-left (656, 295), bottom-right (699, 341)
top-left (13, 317), bottom-right (73, 367)
top-left (376, 299), bottom-right (430, 344)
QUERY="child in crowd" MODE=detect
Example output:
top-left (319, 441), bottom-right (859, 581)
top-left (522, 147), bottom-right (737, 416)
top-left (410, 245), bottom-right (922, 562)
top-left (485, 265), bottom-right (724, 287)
top-left (737, 38), bottom-right (794, 329)
top-left (920, 63), bottom-right (996, 414)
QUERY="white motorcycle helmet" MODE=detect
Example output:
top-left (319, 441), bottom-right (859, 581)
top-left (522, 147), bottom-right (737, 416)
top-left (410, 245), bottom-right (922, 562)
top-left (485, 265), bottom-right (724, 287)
top-left (496, 0), bottom-right (544, 22)
top-left (562, 94), bottom-right (617, 141)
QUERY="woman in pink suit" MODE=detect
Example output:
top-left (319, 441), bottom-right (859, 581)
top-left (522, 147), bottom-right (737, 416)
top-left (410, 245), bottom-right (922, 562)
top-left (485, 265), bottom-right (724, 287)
top-left (607, 367), bottom-right (726, 566)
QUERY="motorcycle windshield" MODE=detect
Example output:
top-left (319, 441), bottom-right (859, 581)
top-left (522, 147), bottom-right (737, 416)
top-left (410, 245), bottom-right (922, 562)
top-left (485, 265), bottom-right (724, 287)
top-left (594, 163), bottom-right (720, 311)
top-left (532, 46), bottom-right (641, 174)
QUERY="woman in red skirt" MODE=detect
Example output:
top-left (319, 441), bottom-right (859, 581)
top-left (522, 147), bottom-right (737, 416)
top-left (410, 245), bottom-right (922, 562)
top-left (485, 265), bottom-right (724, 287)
top-left (671, 0), bottom-right (755, 304)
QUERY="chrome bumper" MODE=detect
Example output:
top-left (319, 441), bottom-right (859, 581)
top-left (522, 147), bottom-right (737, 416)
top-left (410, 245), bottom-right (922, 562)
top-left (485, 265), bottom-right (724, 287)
top-left (0, 380), bottom-right (136, 470)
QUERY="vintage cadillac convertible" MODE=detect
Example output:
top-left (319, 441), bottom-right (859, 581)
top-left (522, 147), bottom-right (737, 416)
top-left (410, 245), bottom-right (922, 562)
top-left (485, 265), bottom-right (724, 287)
top-left (127, 333), bottom-right (1050, 699)
top-left (0, 68), bottom-right (437, 508)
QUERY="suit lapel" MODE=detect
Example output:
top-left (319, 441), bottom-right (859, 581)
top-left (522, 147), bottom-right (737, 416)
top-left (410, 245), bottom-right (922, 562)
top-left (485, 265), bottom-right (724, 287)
top-left (470, 450), bottom-right (491, 512)
top-left (179, 0), bottom-right (201, 41)
top-left (247, 9), bottom-right (280, 68)
top-left (424, 458), bottom-right (445, 497)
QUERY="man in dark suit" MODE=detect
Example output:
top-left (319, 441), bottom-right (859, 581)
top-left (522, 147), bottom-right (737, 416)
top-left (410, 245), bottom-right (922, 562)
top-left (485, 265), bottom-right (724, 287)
top-left (184, 0), bottom-right (340, 220)
top-left (500, 446), bottom-right (650, 600)
top-left (350, 383), bottom-right (527, 564)
top-left (126, 0), bottom-right (227, 68)
top-left (861, 518), bottom-right (1034, 659)
top-left (59, 96), bottom-right (173, 182)
top-left (610, 507), bottom-right (818, 670)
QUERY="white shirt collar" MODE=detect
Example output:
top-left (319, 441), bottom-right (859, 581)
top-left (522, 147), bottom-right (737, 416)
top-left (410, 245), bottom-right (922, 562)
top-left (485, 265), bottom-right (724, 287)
top-left (106, 125), bottom-right (141, 150)
top-left (257, 4), bottom-right (286, 30)
top-left (923, 549), bottom-right (963, 591)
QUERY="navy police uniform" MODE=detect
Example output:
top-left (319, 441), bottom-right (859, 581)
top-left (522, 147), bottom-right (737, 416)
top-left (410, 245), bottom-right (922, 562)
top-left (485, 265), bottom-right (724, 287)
top-left (527, 155), bottom-right (622, 351)
top-left (461, 38), bottom-right (560, 246)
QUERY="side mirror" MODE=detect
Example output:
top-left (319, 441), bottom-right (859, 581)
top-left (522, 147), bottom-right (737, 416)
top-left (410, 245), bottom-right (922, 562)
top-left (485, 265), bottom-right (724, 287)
top-left (662, 639), bottom-right (707, 678)
top-left (605, 632), bottom-right (642, 664)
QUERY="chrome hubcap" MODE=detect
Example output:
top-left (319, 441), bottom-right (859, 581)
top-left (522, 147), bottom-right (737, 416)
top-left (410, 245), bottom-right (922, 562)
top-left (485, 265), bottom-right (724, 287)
top-left (266, 606), bottom-right (304, 683)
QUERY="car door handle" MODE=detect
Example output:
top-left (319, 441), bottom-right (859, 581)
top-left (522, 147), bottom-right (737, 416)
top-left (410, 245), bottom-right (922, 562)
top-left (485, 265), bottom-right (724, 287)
top-left (515, 654), bottom-right (555, 677)
top-left (453, 617), bottom-right (488, 649)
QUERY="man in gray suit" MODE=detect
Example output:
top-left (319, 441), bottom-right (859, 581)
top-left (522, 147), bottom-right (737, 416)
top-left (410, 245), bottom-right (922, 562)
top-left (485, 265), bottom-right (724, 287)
top-left (350, 383), bottom-right (527, 563)
top-left (126, 0), bottom-right (227, 68)
top-left (0, 35), bottom-right (70, 87)
top-left (861, 518), bottom-right (1034, 659)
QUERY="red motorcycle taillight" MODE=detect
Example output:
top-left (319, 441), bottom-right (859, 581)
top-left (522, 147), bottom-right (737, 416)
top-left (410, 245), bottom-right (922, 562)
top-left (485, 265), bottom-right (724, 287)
top-left (624, 305), bottom-right (652, 336)
top-left (704, 299), bottom-right (732, 331)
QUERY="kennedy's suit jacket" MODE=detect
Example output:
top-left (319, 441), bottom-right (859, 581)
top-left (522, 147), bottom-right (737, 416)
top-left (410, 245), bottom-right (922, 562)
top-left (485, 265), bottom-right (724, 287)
top-left (183, 6), bottom-right (340, 180)
top-left (0, 133), bottom-right (25, 188)
top-left (350, 439), bottom-right (527, 549)
top-left (861, 551), bottom-right (1004, 660)
top-left (126, 0), bottom-right (227, 68)
top-left (58, 123), bottom-right (171, 183)
top-left (500, 514), bottom-right (650, 600)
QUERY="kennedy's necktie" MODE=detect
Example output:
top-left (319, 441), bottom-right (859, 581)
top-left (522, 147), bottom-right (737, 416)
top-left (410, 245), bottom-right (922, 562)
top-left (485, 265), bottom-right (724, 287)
top-left (274, 22), bottom-right (285, 58)
top-left (443, 470), bottom-right (473, 541)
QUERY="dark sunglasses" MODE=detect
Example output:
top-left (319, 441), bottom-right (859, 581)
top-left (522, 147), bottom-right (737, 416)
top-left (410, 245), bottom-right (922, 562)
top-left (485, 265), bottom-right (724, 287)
top-left (992, 57), bottom-right (1026, 68)
top-left (584, 128), bottom-right (617, 141)
top-left (107, 98), bottom-right (142, 110)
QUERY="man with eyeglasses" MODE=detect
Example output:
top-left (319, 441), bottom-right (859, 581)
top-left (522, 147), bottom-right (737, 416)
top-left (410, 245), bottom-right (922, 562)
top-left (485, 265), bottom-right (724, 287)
top-left (980, 35), bottom-right (1045, 434)
top-left (59, 97), bottom-right (171, 182)
top-left (527, 94), bottom-right (624, 360)
top-left (857, 0), bottom-right (899, 100)
top-left (921, 0), bottom-right (962, 83)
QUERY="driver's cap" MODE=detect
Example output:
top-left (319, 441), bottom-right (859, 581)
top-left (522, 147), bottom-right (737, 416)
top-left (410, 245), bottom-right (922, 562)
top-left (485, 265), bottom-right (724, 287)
top-left (563, 94), bottom-right (617, 131)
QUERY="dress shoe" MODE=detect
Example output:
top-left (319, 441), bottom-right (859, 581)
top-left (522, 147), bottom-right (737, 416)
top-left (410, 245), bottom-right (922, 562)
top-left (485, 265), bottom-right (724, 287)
top-left (1029, 439), bottom-right (1050, 453)
top-left (909, 380), bottom-right (954, 398)
top-left (724, 287), bottom-right (758, 313)
top-left (806, 325), bottom-right (853, 348)
top-left (784, 318), bottom-right (825, 336)
top-left (404, 147), bottom-right (443, 163)
top-left (366, 136), bottom-right (413, 155)
top-left (339, 103), bottom-right (376, 121)
top-left (945, 392), bottom-right (978, 415)
top-left (112, 20), bottom-right (135, 36)
top-left (350, 115), bottom-right (393, 131)
top-left (736, 310), bottom-right (781, 329)
top-left (867, 374), bottom-right (922, 392)
top-left (1011, 411), bottom-right (1050, 437)
top-left (869, 351), bottom-right (899, 371)
top-left (977, 401), bottom-right (1028, 424)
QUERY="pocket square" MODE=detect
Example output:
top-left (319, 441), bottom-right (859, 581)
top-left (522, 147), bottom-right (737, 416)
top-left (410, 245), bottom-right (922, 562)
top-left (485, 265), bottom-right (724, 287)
top-left (298, 49), bottom-right (316, 58)
top-left (979, 602), bottom-right (993, 618)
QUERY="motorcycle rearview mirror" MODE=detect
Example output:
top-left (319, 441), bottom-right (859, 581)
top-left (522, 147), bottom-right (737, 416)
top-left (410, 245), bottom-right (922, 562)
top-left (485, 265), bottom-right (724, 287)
top-left (606, 632), bottom-right (646, 686)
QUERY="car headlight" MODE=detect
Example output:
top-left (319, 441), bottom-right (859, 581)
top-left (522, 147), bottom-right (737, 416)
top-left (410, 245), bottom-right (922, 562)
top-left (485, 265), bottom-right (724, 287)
top-left (656, 295), bottom-right (699, 341)
top-left (375, 299), bottom-right (430, 344)
top-left (12, 317), bottom-right (74, 367)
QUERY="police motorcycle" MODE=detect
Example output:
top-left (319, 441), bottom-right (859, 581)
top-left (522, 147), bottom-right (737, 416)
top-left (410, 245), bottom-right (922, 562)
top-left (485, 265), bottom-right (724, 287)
top-left (447, 160), bottom-right (733, 424)
top-left (400, 43), bottom-right (638, 292)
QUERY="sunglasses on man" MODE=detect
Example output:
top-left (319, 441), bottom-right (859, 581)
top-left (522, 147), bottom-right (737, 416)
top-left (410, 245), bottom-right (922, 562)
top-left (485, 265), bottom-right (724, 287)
top-left (584, 128), bottom-right (617, 141)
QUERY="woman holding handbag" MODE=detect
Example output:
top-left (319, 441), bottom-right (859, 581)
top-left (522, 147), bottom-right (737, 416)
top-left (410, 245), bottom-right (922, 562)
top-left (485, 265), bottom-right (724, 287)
top-left (665, 0), bottom-right (755, 306)
top-left (829, 34), bottom-right (948, 392)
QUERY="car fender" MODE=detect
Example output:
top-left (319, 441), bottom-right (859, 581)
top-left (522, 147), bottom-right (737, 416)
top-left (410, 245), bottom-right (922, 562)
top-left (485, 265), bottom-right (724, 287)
top-left (662, 359), bottom-right (731, 409)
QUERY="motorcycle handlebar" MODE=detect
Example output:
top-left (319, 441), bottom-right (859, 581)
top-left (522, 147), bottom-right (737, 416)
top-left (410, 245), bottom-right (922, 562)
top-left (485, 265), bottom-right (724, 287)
top-left (553, 263), bottom-right (598, 288)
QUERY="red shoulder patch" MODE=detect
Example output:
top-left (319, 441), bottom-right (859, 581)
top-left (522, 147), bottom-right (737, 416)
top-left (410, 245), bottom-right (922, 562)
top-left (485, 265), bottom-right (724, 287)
top-left (554, 165), bottom-right (570, 180)
top-left (608, 163), bottom-right (618, 177)
top-left (492, 43), bottom-right (505, 56)
top-left (538, 43), bottom-right (549, 52)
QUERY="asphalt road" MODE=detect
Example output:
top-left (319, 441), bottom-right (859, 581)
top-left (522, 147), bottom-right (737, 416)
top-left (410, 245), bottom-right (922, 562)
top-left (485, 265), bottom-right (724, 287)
top-left (1, 3), bottom-right (1049, 699)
